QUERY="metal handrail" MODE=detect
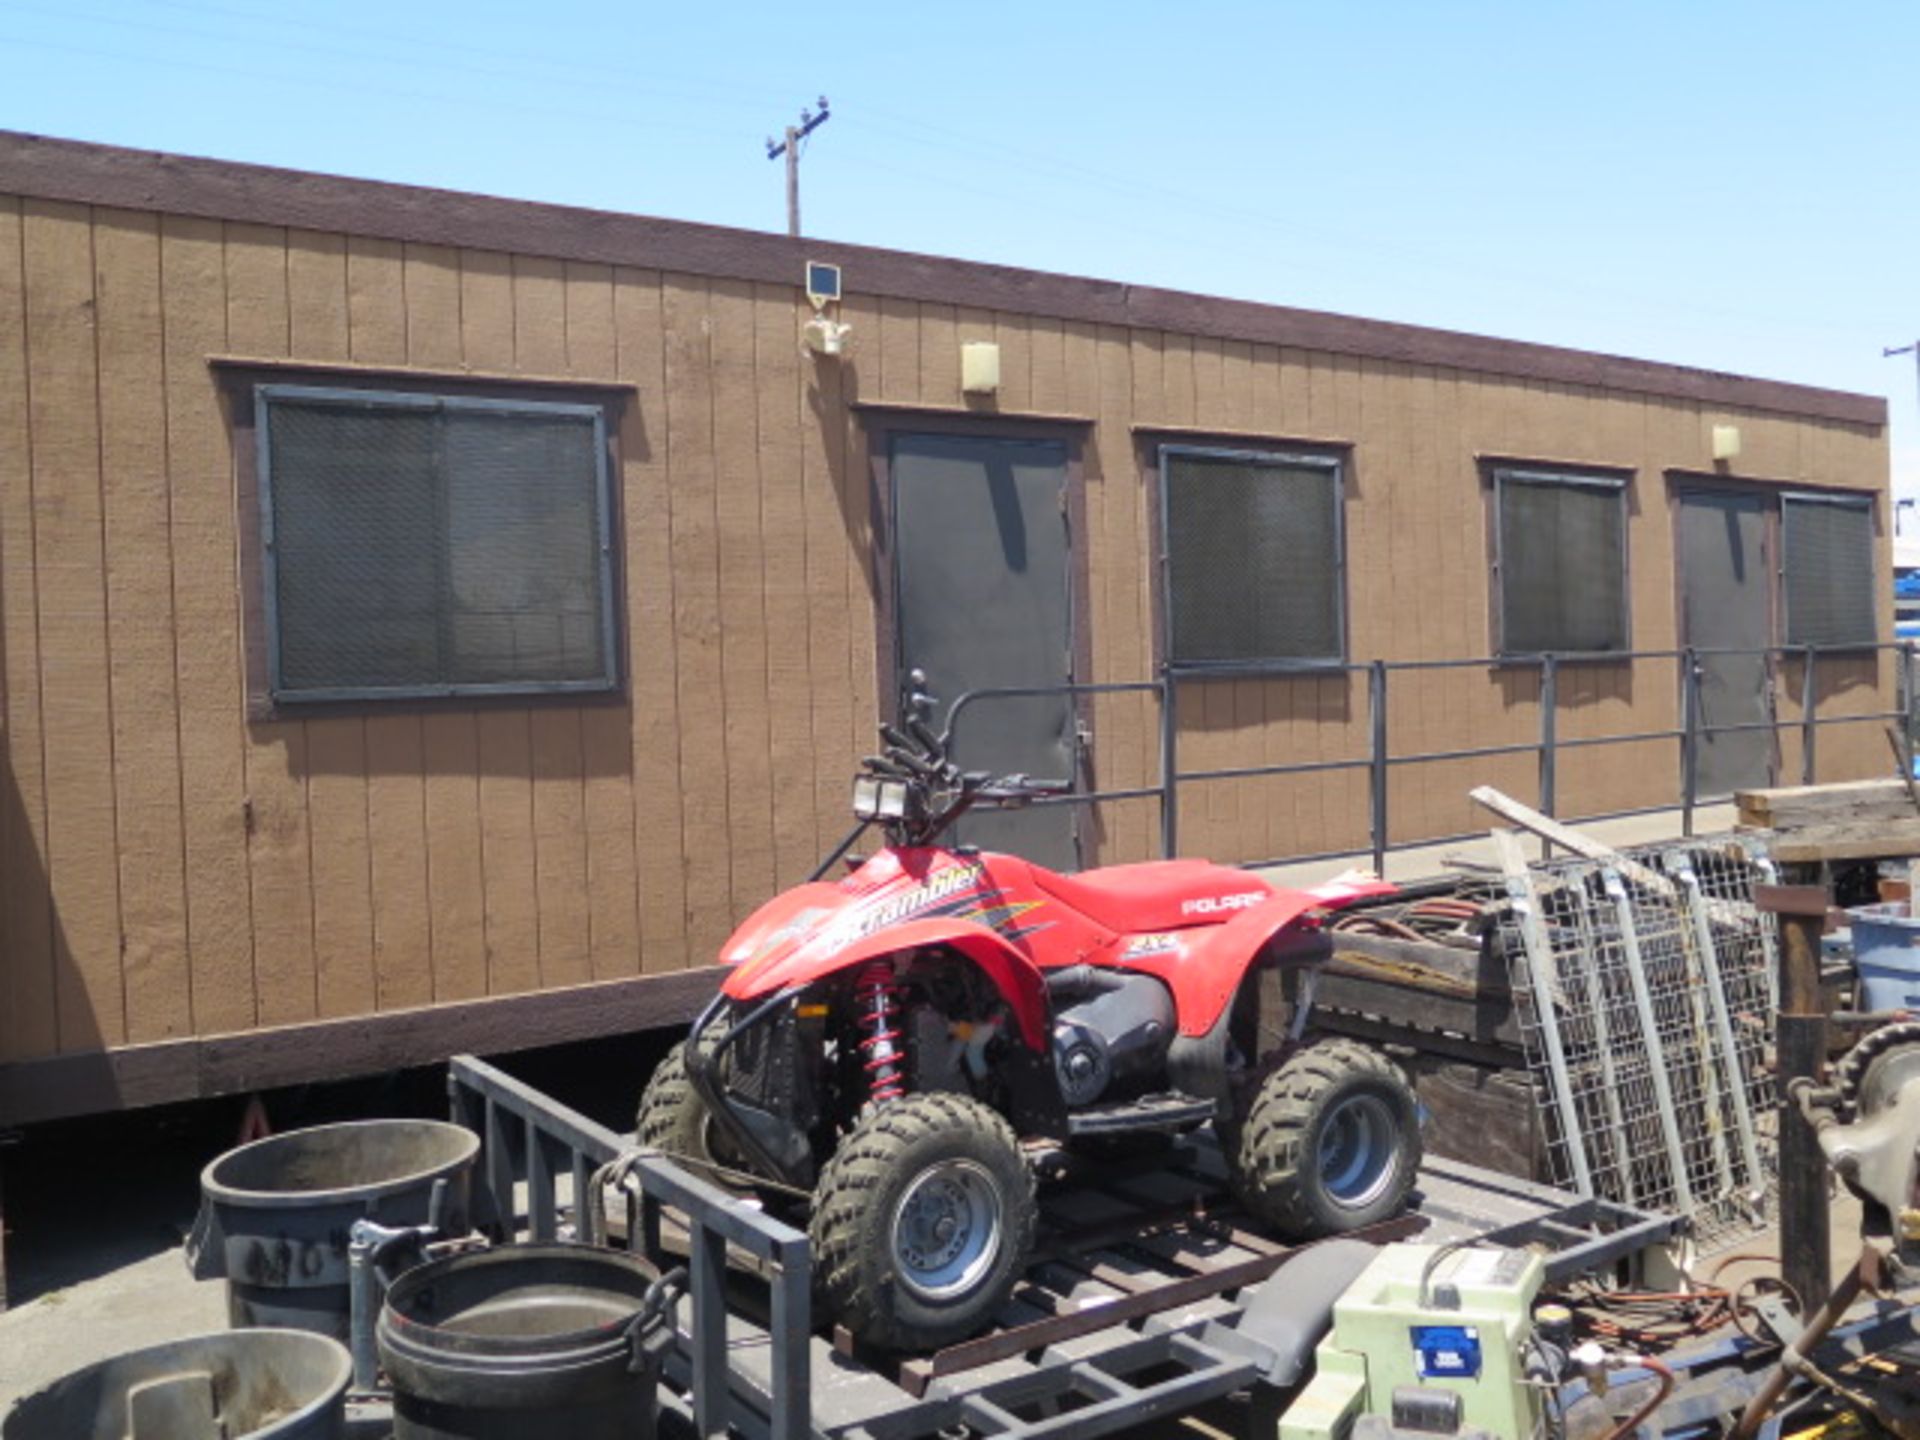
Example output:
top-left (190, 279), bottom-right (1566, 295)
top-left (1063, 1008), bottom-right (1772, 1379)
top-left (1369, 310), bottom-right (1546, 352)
top-left (943, 641), bottom-right (1919, 873)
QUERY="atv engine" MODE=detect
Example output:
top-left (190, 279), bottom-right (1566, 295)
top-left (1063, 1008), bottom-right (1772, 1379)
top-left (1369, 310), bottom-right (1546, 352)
top-left (1047, 968), bottom-right (1176, 1106)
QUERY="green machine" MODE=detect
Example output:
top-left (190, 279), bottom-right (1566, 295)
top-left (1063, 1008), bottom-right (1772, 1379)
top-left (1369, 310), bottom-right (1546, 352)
top-left (1280, 1243), bottom-right (1548, 1440)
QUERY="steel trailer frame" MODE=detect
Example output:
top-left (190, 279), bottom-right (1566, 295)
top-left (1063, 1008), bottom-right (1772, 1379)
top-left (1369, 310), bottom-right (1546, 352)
top-left (444, 1053), bottom-right (1680, 1440)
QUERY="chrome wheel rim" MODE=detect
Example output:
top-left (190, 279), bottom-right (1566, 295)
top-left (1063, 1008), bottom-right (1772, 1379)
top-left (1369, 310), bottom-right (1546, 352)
top-left (889, 1159), bottom-right (1004, 1302)
top-left (1317, 1092), bottom-right (1398, 1208)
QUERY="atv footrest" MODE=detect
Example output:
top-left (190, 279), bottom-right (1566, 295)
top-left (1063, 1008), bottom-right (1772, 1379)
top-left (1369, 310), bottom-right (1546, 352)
top-left (1067, 1093), bottom-right (1217, 1137)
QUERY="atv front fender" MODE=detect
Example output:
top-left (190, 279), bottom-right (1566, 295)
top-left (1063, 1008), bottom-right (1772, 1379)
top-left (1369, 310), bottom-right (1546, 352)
top-left (721, 916), bottom-right (1052, 1051)
top-left (1127, 891), bottom-right (1341, 1038)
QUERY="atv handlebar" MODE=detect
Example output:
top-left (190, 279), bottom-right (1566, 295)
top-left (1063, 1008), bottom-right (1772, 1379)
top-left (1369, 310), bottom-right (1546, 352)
top-left (853, 673), bottom-right (1072, 846)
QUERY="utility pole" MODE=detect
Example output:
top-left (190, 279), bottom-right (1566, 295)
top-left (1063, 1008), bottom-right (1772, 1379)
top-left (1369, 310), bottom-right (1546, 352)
top-left (766, 97), bottom-right (830, 238)
top-left (1888, 339), bottom-right (1920, 408)
top-left (1889, 342), bottom-right (1919, 531)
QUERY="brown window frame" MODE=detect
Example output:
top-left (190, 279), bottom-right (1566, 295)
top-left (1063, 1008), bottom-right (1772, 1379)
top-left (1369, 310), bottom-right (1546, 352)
top-left (1151, 441), bottom-right (1351, 675)
top-left (215, 360), bottom-right (634, 720)
top-left (1485, 462), bottom-right (1635, 661)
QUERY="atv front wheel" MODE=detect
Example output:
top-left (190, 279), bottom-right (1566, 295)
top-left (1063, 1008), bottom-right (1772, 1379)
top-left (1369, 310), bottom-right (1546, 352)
top-left (1232, 1038), bottom-right (1420, 1239)
top-left (811, 1093), bottom-right (1036, 1351)
top-left (635, 1039), bottom-right (720, 1165)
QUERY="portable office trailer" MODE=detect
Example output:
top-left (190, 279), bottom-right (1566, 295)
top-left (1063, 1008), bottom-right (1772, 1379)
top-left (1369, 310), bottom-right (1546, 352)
top-left (0, 131), bottom-right (1892, 1123)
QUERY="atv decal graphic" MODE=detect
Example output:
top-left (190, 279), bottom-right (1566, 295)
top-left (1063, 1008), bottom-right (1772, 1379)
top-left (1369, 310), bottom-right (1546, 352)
top-left (955, 898), bottom-right (1047, 935)
top-left (813, 860), bottom-right (990, 955)
top-left (1180, 891), bottom-right (1268, 917)
top-left (1122, 932), bottom-right (1182, 959)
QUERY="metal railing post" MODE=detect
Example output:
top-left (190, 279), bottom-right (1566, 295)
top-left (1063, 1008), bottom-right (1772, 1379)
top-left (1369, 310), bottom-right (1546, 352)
top-left (1906, 642), bottom-right (1917, 747)
top-left (1538, 653), bottom-right (1558, 819)
top-left (1159, 675), bottom-right (1179, 859)
top-left (1681, 647), bottom-right (1700, 838)
top-left (1368, 661), bottom-right (1388, 874)
top-left (1800, 644), bottom-right (1818, 786)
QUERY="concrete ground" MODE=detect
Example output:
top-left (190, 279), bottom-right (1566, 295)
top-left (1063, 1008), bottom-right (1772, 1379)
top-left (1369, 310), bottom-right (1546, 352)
top-left (0, 1033), bottom-right (658, 1409)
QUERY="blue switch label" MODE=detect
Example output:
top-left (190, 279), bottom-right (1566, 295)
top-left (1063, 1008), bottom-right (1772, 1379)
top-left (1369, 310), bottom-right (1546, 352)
top-left (1411, 1325), bottom-right (1482, 1379)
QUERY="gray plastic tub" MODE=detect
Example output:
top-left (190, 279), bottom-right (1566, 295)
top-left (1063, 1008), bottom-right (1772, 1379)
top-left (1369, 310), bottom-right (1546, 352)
top-left (2, 1328), bottom-right (351, 1440)
top-left (191, 1119), bottom-right (479, 1340)
top-left (378, 1243), bottom-right (664, 1440)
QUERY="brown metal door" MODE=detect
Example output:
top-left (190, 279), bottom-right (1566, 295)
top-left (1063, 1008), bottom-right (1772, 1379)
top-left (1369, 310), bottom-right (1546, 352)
top-left (1677, 488), bottom-right (1775, 798)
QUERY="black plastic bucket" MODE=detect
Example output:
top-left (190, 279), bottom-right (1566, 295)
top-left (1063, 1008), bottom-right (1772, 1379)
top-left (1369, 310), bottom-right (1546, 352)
top-left (2, 1328), bottom-right (351, 1440)
top-left (191, 1119), bottom-right (480, 1339)
top-left (377, 1243), bottom-right (664, 1440)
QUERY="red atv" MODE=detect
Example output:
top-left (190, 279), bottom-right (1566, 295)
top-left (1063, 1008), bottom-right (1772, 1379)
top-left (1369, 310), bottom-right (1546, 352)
top-left (637, 676), bottom-right (1422, 1349)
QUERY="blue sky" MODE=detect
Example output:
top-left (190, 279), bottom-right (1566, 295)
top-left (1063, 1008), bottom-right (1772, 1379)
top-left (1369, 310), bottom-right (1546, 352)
top-left (6, 0), bottom-right (1917, 493)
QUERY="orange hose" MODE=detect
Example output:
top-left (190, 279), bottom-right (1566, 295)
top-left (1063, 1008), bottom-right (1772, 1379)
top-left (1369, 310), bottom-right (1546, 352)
top-left (1597, 1355), bottom-right (1675, 1440)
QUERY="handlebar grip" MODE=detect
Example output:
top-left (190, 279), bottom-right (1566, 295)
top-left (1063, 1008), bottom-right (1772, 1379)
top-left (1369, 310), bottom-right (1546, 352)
top-left (888, 747), bottom-right (939, 778)
top-left (907, 714), bottom-right (942, 755)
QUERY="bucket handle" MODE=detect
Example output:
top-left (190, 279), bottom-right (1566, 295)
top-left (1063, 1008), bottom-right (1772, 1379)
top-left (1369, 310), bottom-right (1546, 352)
top-left (626, 1266), bottom-right (688, 1375)
top-left (183, 1198), bottom-right (225, 1281)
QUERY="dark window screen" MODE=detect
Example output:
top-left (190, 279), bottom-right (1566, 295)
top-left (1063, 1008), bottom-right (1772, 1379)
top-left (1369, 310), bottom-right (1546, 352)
top-left (1496, 472), bottom-right (1628, 654)
top-left (1783, 495), bottom-right (1876, 647)
top-left (1163, 449), bottom-right (1343, 666)
top-left (260, 388), bottom-right (614, 700)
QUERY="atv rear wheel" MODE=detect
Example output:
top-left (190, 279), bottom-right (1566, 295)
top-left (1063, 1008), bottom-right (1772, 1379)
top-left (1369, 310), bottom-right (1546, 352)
top-left (810, 1093), bottom-right (1036, 1351)
top-left (1231, 1038), bottom-right (1420, 1239)
top-left (636, 1039), bottom-right (720, 1166)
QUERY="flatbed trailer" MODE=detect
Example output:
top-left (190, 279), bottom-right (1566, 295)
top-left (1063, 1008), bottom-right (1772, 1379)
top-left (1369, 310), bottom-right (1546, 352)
top-left (444, 1054), bottom-right (1680, 1440)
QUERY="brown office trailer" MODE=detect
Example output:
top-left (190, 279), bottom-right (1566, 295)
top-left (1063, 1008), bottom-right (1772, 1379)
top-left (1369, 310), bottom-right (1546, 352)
top-left (0, 132), bottom-right (1893, 1123)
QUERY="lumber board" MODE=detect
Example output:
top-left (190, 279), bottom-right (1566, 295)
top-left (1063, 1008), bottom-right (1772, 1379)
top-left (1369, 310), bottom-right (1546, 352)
top-left (1737, 778), bottom-right (1920, 830)
top-left (1314, 967), bottom-right (1521, 1048)
top-left (1767, 822), bottom-right (1920, 864)
top-left (1327, 930), bottom-right (1505, 999)
top-left (1470, 786), bottom-right (1675, 897)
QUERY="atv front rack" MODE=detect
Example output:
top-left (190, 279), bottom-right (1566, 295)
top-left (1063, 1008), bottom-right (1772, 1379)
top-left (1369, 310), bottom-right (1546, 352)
top-left (447, 1053), bottom-right (1680, 1440)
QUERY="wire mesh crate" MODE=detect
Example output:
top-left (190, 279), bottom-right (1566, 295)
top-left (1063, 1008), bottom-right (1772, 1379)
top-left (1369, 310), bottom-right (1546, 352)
top-left (1495, 838), bottom-right (1778, 1255)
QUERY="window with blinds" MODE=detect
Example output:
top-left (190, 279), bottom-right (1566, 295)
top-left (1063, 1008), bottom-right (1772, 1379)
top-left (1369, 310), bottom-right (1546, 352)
top-left (1493, 468), bottom-right (1630, 655)
top-left (257, 385), bottom-right (618, 701)
top-left (1160, 446), bottom-right (1345, 668)
top-left (1783, 493), bottom-right (1877, 648)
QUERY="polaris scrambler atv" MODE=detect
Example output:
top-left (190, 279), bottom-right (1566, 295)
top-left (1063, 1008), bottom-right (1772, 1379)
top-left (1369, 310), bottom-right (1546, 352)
top-left (637, 675), bottom-right (1422, 1350)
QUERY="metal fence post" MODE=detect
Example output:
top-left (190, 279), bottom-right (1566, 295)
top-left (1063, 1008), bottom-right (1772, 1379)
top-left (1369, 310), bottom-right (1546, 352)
top-left (1159, 675), bottom-right (1179, 859)
top-left (1368, 661), bottom-right (1388, 874)
top-left (1681, 647), bottom-right (1700, 838)
top-left (1905, 642), bottom-right (1917, 747)
top-left (1800, 644), bottom-right (1818, 786)
top-left (1538, 653), bottom-right (1558, 819)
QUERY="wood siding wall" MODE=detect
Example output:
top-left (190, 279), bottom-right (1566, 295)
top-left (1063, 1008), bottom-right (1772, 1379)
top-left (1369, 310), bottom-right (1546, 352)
top-left (0, 194), bottom-right (1891, 1067)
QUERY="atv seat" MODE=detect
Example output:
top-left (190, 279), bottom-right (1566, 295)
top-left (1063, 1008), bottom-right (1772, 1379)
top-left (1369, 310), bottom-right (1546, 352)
top-left (1031, 860), bottom-right (1272, 934)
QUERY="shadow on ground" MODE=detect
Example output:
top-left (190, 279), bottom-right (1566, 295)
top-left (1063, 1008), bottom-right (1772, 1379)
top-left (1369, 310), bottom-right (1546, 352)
top-left (3, 1028), bottom-right (675, 1306)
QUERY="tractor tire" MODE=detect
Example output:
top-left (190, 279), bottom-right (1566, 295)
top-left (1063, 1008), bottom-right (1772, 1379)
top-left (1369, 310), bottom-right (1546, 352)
top-left (1231, 1038), bottom-right (1421, 1239)
top-left (635, 1039), bottom-right (718, 1165)
top-left (810, 1092), bottom-right (1037, 1351)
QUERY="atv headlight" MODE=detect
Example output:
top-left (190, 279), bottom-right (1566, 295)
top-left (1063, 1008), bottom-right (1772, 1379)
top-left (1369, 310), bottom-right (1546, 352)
top-left (852, 775), bottom-right (910, 820)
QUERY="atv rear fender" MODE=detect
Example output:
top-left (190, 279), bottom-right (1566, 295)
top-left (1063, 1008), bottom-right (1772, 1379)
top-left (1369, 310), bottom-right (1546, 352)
top-left (1126, 891), bottom-right (1344, 1038)
top-left (742, 916), bottom-right (1053, 1051)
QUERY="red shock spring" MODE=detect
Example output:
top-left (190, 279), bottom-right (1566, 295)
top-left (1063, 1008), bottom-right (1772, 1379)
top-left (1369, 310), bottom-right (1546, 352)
top-left (854, 960), bottom-right (908, 1104)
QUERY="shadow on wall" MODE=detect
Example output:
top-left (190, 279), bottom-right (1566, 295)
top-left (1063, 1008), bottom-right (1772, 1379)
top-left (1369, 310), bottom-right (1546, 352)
top-left (1784, 650), bottom-right (1882, 710)
top-left (809, 353), bottom-right (880, 605)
